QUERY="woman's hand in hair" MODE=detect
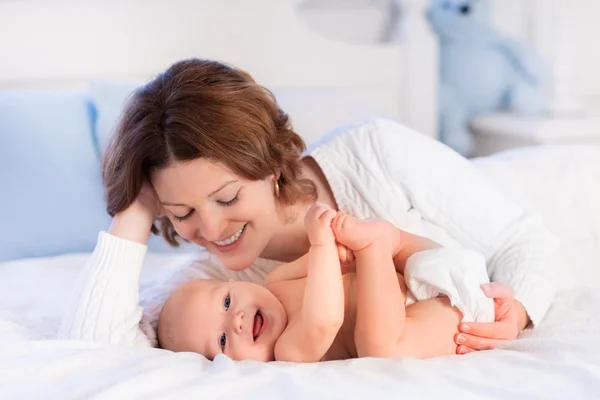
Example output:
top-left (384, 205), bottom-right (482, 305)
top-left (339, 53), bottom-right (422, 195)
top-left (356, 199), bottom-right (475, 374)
top-left (131, 180), bottom-right (163, 221)
top-left (109, 181), bottom-right (162, 245)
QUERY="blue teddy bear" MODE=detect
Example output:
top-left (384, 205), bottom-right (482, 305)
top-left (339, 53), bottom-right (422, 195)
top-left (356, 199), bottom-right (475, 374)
top-left (427, 0), bottom-right (547, 156)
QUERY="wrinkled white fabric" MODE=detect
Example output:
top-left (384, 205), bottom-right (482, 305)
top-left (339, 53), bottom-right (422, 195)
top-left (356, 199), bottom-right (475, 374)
top-left (405, 248), bottom-right (494, 323)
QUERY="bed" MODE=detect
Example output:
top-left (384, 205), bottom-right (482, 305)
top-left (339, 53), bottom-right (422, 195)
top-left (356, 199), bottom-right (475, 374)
top-left (2, 1), bottom-right (600, 398)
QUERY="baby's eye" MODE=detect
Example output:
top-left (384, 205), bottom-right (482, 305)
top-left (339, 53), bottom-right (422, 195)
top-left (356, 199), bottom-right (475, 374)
top-left (220, 333), bottom-right (227, 351)
top-left (224, 294), bottom-right (231, 311)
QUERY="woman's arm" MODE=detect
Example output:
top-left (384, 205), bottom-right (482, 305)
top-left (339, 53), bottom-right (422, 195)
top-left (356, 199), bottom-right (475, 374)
top-left (57, 188), bottom-right (159, 346)
top-left (358, 119), bottom-right (558, 329)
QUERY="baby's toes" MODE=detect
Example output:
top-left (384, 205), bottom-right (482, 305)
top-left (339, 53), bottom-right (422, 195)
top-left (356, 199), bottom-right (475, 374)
top-left (332, 213), bottom-right (374, 251)
top-left (319, 208), bottom-right (337, 223)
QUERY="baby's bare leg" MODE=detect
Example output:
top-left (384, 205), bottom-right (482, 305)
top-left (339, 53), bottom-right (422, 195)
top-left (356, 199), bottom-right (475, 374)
top-left (332, 214), bottom-right (406, 358)
top-left (391, 297), bottom-right (462, 358)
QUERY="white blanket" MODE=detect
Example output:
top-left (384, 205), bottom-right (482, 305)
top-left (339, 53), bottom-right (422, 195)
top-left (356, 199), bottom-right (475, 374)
top-left (1, 253), bottom-right (599, 399)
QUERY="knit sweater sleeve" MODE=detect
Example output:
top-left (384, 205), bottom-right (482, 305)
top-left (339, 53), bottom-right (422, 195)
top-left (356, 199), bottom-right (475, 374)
top-left (57, 231), bottom-right (152, 347)
top-left (355, 119), bottom-right (558, 327)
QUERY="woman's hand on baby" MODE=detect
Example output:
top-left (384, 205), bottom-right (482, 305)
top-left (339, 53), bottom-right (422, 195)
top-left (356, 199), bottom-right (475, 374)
top-left (454, 282), bottom-right (526, 354)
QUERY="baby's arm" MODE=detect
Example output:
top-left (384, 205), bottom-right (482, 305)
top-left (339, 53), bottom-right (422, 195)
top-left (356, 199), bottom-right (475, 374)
top-left (265, 254), bottom-right (309, 285)
top-left (57, 205), bottom-right (153, 346)
top-left (274, 204), bottom-right (345, 362)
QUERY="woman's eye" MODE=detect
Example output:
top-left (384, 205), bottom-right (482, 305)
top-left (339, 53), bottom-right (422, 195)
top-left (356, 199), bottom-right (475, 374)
top-left (174, 209), bottom-right (194, 222)
top-left (217, 194), bottom-right (239, 207)
top-left (220, 333), bottom-right (227, 351)
top-left (224, 295), bottom-right (231, 310)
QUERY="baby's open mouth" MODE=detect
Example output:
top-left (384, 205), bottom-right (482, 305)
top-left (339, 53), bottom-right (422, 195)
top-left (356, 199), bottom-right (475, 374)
top-left (253, 310), bottom-right (264, 341)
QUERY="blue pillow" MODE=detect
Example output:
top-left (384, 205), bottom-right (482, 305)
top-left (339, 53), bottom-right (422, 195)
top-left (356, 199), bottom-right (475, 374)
top-left (0, 90), bottom-right (112, 262)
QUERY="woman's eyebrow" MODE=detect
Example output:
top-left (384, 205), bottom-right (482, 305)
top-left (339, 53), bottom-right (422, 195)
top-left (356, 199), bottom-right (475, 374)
top-left (161, 180), bottom-right (239, 206)
top-left (161, 201), bottom-right (187, 207)
top-left (208, 180), bottom-right (238, 197)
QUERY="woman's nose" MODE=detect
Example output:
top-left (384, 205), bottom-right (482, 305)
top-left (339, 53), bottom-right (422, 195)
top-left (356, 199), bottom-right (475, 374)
top-left (231, 311), bottom-right (244, 335)
top-left (196, 210), bottom-right (227, 242)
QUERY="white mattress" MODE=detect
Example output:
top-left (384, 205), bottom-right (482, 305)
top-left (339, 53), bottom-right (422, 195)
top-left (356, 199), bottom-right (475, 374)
top-left (0, 252), bottom-right (599, 399)
top-left (2, 144), bottom-right (600, 399)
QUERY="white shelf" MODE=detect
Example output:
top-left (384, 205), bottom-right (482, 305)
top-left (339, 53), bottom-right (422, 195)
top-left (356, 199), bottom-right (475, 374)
top-left (469, 111), bottom-right (600, 156)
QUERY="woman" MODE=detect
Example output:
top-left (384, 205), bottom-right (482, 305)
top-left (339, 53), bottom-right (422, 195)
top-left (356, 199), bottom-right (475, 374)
top-left (60, 58), bottom-right (558, 355)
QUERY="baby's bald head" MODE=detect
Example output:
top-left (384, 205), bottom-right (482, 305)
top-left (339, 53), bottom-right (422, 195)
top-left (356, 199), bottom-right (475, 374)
top-left (157, 278), bottom-right (287, 362)
top-left (157, 279), bottom-right (216, 353)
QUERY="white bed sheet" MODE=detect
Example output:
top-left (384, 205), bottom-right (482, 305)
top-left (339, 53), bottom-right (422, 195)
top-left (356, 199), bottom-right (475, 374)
top-left (1, 252), bottom-right (600, 399)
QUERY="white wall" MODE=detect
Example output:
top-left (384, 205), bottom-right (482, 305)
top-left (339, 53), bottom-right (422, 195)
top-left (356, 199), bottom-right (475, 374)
top-left (298, 0), bottom-right (395, 43)
top-left (492, 0), bottom-right (600, 104)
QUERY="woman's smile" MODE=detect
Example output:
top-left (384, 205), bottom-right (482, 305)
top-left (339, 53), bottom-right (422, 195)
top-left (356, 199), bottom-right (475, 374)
top-left (211, 223), bottom-right (248, 252)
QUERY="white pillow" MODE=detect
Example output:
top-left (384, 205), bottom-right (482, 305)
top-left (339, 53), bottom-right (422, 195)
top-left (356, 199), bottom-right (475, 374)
top-left (274, 89), bottom-right (388, 145)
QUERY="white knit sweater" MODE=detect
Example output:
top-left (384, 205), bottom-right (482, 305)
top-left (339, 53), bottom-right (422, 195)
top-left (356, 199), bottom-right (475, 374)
top-left (58, 118), bottom-right (559, 347)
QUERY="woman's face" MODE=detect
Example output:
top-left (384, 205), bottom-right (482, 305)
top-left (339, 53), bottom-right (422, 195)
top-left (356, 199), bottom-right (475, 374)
top-left (151, 158), bottom-right (281, 271)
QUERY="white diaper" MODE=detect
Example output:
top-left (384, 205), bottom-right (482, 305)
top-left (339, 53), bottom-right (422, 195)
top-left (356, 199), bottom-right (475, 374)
top-left (404, 248), bottom-right (495, 323)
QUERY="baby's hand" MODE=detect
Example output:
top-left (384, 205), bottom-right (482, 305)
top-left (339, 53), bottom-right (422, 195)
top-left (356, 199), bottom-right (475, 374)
top-left (305, 202), bottom-right (337, 246)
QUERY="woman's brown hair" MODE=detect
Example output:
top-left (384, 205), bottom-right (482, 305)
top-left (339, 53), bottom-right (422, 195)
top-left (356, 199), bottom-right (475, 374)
top-left (102, 58), bottom-right (316, 246)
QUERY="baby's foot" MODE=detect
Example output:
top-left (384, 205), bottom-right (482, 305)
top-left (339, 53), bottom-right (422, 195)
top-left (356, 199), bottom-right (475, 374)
top-left (332, 213), bottom-right (399, 254)
top-left (305, 202), bottom-right (337, 246)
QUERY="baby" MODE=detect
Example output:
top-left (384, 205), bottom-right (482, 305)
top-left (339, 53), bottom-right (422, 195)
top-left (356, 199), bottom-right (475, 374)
top-left (157, 203), bottom-right (492, 362)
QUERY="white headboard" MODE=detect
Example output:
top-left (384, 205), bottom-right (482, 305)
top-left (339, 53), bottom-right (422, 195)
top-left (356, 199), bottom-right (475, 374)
top-left (0, 0), bottom-right (438, 138)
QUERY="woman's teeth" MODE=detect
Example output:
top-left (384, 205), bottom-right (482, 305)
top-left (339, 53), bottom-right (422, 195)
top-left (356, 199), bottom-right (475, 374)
top-left (213, 224), bottom-right (246, 246)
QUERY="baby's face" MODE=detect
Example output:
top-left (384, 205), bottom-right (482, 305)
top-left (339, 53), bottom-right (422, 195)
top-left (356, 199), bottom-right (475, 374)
top-left (161, 280), bottom-right (287, 362)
